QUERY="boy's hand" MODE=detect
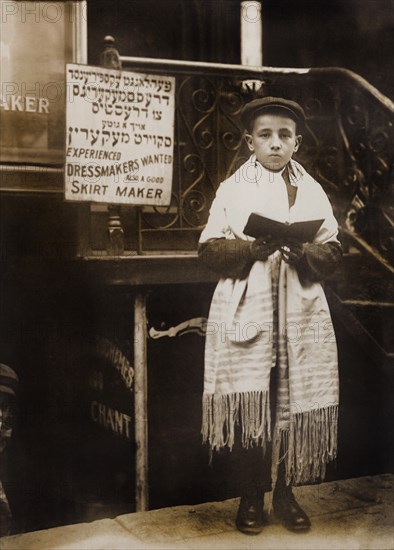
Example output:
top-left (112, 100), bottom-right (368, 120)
top-left (250, 236), bottom-right (279, 261)
top-left (280, 241), bottom-right (304, 264)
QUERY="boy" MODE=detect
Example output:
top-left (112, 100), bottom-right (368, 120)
top-left (199, 97), bottom-right (341, 534)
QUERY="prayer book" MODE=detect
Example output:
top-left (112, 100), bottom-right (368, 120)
top-left (244, 213), bottom-right (324, 243)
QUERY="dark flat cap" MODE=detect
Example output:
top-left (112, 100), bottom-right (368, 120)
top-left (241, 96), bottom-right (306, 130)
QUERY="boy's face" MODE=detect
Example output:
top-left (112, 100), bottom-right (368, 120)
top-left (245, 113), bottom-right (302, 172)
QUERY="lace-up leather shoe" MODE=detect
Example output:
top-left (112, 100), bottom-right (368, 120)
top-left (236, 493), bottom-right (264, 535)
top-left (273, 488), bottom-right (311, 532)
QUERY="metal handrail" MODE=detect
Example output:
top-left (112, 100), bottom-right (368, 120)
top-left (120, 56), bottom-right (394, 112)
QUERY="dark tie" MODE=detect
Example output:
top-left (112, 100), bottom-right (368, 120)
top-left (282, 165), bottom-right (297, 208)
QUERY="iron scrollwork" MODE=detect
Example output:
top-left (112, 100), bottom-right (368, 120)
top-left (135, 63), bottom-right (393, 260)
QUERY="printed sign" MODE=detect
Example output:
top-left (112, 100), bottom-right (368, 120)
top-left (85, 337), bottom-right (134, 441)
top-left (65, 63), bottom-right (175, 205)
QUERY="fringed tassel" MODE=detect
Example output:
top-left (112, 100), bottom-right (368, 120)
top-left (271, 427), bottom-right (288, 489)
top-left (202, 391), bottom-right (271, 452)
top-left (272, 405), bottom-right (338, 487)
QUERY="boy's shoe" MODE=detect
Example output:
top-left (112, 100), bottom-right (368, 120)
top-left (235, 492), bottom-right (264, 535)
top-left (273, 488), bottom-right (311, 532)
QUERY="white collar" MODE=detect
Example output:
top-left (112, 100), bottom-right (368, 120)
top-left (249, 154), bottom-right (298, 186)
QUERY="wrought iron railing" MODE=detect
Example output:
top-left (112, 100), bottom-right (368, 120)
top-left (106, 56), bottom-right (394, 264)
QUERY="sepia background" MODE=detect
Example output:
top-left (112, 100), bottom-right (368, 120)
top-left (0, 0), bottom-right (393, 538)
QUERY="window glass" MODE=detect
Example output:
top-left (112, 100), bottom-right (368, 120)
top-left (0, 1), bottom-right (86, 164)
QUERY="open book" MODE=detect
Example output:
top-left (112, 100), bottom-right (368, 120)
top-left (244, 213), bottom-right (324, 243)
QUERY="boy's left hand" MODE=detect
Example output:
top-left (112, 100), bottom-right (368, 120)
top-left (280, 241), bottom-right (304, 264)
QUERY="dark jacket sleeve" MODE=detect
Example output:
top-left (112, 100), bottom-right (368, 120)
top-left (198, 238), bottom-right (254, 279)
top-left (199, 239), bottom-right (342, 282)
top-left (296, 242), bottom-right (342, 283)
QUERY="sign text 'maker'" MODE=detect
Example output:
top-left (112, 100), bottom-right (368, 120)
top-left (65, 63), bottom-right (175, 205)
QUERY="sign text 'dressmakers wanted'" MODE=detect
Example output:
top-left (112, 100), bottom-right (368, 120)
top-left (65, 64), bottom-right (175, 205)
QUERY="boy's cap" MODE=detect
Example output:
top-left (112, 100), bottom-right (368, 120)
top-left (241, 96), bottom-right (306, 130)
top-left (0, 363), bottom-right (18, 396)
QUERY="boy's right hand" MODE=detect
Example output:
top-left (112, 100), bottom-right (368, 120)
top-left (250, 236), bottom-right (278, 261)
top-left (280, 241), bottom-right (305, 264)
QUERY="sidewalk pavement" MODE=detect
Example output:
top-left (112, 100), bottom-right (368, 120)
top-left (1, 474), bottom-right (393, 550)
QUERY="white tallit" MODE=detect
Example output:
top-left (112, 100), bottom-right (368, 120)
top-left (200, 155), bottom-right (339, 485)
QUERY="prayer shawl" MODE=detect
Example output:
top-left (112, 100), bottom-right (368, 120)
top-left (199, 156), bottom-right (339, 485)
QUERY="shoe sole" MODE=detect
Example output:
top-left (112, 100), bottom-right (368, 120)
top-left (236, 524), bottom-right (264, 535)
top-left (274, 513), bottom-right (311, 532)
